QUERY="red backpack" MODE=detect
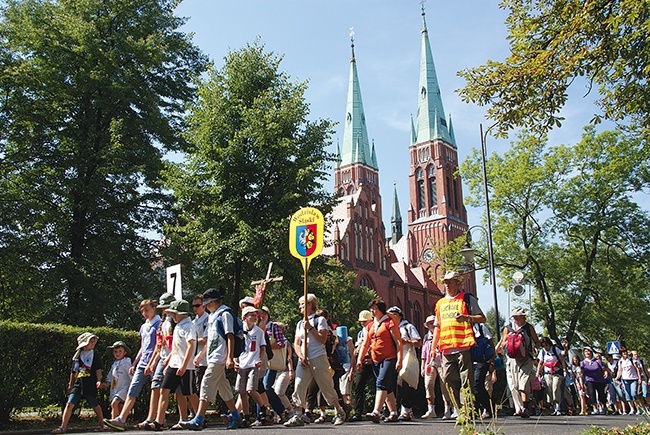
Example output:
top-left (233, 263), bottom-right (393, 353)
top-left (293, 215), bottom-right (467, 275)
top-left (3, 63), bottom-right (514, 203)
top-left (506, 324), bottom-right (532, 359)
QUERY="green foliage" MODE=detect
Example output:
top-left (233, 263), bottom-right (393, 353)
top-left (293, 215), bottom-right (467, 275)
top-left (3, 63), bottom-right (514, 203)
top-left (162, 39), bottom-right (336, 308)
top-left (458, 0), bottom-right (650, 143)
top-left (0, 321), bottom-right (144, 423)
top-left (428, 235), bottom-right (468, 281)
top-left (581, 423), bottom-right (650, 435)
top-left (461, 127), bottom-right (650, 349)
top-left (0, 0), bottom-right (208, 326)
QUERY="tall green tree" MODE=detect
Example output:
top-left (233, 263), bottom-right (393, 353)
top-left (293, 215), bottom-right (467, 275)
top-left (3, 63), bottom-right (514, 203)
top-left (458, 0), bottom-right (650, 144)
top-left (163, 40), bottom-right (337, 308)
top-left (462, 127), bottom-right (650, 348)
top-left (0, 0), bottom-right (207, 326)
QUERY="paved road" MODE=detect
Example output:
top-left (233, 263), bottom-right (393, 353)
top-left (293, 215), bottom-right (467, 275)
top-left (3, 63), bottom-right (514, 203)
top-left (51, 414), bottom-right (648, 435)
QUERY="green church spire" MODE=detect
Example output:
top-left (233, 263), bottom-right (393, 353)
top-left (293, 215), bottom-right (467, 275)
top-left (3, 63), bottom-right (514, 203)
top-left (415, 7), bottom-right (454, 147)
top-left (340, 30), bottom-right (376, 168)
top-left (391, 182), bottom-right (403, 243)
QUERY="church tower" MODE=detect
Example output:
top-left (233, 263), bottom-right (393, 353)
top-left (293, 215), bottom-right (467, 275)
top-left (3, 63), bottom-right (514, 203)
top-left (329, 32), bottom-right (388, 290)
top-left (407, 8), bottom-right (472, 290)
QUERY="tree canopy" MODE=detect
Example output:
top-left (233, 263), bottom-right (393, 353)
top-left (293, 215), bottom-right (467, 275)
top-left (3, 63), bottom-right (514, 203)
top-left (458, 0), bottom-right (650, 143)
top-left (461, 127), bottom-right (650, 351)
top-left (0, 0), bottom-right (207, 326)
top-left (162, 40), bottom-right (337, 309)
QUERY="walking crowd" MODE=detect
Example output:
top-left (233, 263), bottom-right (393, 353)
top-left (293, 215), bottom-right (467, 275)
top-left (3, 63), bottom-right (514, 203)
top-left (51, 271), bottom-right (650, 432)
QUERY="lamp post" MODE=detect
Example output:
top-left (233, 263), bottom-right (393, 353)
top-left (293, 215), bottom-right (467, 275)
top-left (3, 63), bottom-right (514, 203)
top-left (460, 124), bottom-right (500, 335)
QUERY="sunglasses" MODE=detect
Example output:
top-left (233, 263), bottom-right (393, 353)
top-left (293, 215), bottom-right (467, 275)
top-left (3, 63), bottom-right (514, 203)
top-left (192, 304), bottom-right (202, 308)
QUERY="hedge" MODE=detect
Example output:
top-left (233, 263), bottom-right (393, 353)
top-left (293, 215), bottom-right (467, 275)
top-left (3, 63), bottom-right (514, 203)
top-left (0, 321), bottom-right (146, 423)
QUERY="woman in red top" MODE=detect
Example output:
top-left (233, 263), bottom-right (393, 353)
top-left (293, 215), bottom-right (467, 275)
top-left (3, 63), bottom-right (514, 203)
top-left (356, 299), bottom-right (403, 423)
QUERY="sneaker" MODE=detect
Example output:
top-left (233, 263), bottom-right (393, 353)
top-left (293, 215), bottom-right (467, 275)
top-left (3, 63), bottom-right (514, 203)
top-left (104, 418), bottom-right (126, 432)
top-left (302, 411), bottom-right (312, 424)
top-left (314, 415), bottom-right (327, 424)
top-left (520, 409), bottom-right (530, 419)
top-left (51, 427), bottom-right (66, 434)
top-left (183, 420), bottom-right (203, 431)
top-left (226, 415), bottom-right (242, 430)
top-left (442, 408), bottom-right (452, 420)
top-left (421, 411), bottom-right (437, 419)
top-left (284, 415), bottom-right (305, 427)
top-left (450, 409), bottom-right (459, 419)
top-left (551, 410), bottom-right (561, 416)
top-left (481, 411), bottom-right (492, 419)
top-left (332, 413), bottom-right (345, 426)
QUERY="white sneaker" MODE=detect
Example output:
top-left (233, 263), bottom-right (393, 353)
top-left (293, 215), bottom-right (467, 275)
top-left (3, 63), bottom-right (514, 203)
top-left (421, 411), bottom-right (437, 419)
top-left (636, 409), bottom-right (642, 415)
top-left (442, 408), bottom-right (452, 420)
top-left (450, 409), bottom-right (459, 419)
top-left (284, 415), bottom-right (305, 427)
top-left (629, 409), bottom-right (636, 415)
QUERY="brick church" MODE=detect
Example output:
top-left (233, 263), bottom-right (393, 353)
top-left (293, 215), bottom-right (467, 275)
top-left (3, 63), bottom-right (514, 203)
top-left (323, 8), bottom-right (476, 332)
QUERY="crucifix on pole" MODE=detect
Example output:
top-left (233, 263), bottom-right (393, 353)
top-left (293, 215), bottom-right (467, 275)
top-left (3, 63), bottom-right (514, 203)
top-left (250, 262), bottom-right (283, 308)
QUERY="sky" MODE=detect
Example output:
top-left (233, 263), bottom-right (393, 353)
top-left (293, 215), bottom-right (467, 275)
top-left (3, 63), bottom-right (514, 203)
top-left (173, 0), bottom-right (612, 330)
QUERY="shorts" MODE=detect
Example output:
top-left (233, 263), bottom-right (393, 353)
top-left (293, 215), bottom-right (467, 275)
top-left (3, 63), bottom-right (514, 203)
top-left (127, 366), bottom-right (151, 398)
top-left (235, 367), bottom-right (261, 393)
top-left (67, 392), bottom-right (99, 408)
top-left (161, 368), bottom-right (196, 396)
top-left (151, 359), bottom-right (166, 389)
top-left (373, 358), bottom-right (397, 393)
top-left (110, 386), bottom-right (128, 404)
top-left (200, 363), bottom-right (234, 403)
top-left (339, 366), bottom-right (353, 396)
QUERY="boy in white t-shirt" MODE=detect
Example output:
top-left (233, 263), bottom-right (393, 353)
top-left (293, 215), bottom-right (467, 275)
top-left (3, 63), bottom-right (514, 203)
top-left (104, 341), bottom-right (133, 419)
top-left (145, 300), bottom-right (199, 431)
top-left (235, 306), bottom-right (267, 426)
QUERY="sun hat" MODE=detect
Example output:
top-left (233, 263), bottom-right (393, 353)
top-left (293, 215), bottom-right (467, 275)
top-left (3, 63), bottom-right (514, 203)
top-left (424, 315), bottom-right (436, 325)
top-left (511, 307), bottom-right (527, 317)
top-left (158, 292), bottom-right (176, 309)
top-left (358, 310), bottom-right (373, 322)
top-left (242, 306), bottom-right (259, 318)
top-left (260, 306), bottom-right (271, 316)
top-left (202, 288), bottom-right (224, 306)
top-left (443, 270), bottom-right (464, 282)
top-left (166, 299), bottom-right (192, 315)
top-left (386, 306), bottom-right (403, 316)
top-left (76, 332), bottom-right (99, 350)
top-left (239, 296), bottom-right (255, 308)
top-left (107, 340), bottom-right (131, 356)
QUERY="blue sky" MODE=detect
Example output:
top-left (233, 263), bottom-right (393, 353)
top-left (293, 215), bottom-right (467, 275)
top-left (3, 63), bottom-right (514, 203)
top-left (174, 0), bottom-right (611, 329)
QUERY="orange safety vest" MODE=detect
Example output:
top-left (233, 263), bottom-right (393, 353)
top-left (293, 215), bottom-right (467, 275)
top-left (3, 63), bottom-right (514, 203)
top-left (366, 318), bottom-right (398, 362)
top-left (435, 292), bottom-right (476, 352)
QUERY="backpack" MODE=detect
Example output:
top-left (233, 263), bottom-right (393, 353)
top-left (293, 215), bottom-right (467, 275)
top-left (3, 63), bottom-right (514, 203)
top-left (463, 293), bottom-right (495, 363)
top-left (263, 327), bottom-right (274, 361)
top-left (542, 345), bottom-right (562, 374)
top-left (505, 323), bottom-right (532, 359)
top-left (215, 306), bottom-right (244, 358)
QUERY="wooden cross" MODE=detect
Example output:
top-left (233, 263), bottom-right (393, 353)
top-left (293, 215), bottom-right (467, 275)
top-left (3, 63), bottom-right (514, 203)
top-left (250, 262), bottom-right (283, 307)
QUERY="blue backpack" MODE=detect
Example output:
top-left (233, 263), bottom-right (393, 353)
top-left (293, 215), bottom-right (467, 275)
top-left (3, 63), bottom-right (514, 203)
top-left (463, 293), bottom-right (495, 363)
top-left (215, 306), bottom-right (245, 358)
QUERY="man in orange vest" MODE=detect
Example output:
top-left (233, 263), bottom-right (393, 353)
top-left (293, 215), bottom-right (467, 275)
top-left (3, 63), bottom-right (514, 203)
top-left (432, 270), bottom-right (486, 418)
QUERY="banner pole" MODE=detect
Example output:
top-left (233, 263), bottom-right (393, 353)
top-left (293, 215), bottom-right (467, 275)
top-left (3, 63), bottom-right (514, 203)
top-left (303, 258), bottom-right (309, 362)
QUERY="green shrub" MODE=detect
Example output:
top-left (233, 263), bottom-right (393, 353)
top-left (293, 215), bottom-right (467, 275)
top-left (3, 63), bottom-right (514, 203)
top-left (0, 321), bottom-right (142, 423)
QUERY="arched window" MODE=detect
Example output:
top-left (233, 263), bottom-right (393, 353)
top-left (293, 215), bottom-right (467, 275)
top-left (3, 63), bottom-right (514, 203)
top-left (359, 275), bottom-right (374, 290)
top-left (428, 176), bottom-right (437, 208)
top-left (417, 180), bottom-right (425, 210)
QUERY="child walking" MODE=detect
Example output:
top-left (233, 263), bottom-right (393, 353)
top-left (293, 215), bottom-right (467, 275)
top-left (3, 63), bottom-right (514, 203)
top-left (146, 299), bottom-right (199, 431)
top-left (52, 332), bottom-right (105, 434)
top-left (104, 341), bottom-right (133, 419)
top-left (235, 306), bottom-right (268, 427)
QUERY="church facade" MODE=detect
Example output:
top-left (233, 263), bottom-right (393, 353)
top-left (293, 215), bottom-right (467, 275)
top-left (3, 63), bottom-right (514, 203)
top-left (323, 9), bottom-right (476, 331)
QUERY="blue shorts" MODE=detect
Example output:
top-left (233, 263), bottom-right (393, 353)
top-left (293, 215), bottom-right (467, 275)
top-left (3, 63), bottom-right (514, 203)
top-left (67, 392), bottom-right (99, 408)
top-left (127, 366), bottom-right (151, 398)
top-left (373, 358), bottom-right (398, 394)
top-left (151, 359), bottom-right (166, 389)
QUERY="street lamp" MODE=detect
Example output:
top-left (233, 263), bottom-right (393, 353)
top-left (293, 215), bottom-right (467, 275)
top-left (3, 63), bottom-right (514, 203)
top-left (460, 124), bottom-right (500, 335)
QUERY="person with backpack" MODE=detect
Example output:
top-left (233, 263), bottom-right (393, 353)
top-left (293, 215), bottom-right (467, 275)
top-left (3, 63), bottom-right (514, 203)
top-left (582, 346), bottom-right (608, 415)
top-left (257, 305), bottom-right (288, 423)
top-left (386, 306), bottom-right (421, 422)
top-left (495, 307), bottom-right (540, 418)
top-left (535, 337), bottom-right (567, 415)
top-left (472, 322), bottom-right (495, 419)
top-left (432, 270), bottom-right (486, 421)
top-left (180, 287), bottom-right (242, 430)
top-left (283, 293), bottom-right (347, 426)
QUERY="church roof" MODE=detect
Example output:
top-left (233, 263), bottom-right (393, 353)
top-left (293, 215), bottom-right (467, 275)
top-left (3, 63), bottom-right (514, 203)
top-left (340, 33), bottom-right (376, 169)
top-left (413, 8), bottom-right (455, 147)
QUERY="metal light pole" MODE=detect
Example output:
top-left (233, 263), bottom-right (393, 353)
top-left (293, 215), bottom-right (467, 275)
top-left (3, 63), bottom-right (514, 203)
top-left (480, 124), bottom-right (500, 336)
